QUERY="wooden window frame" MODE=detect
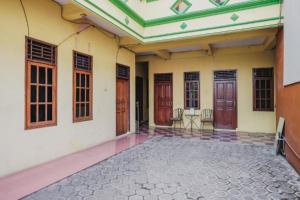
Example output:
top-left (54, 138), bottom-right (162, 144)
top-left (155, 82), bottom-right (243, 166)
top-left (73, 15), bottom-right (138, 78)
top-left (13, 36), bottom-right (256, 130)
top-left (184, 72), bottom-right (200, 110)
top-left (73, 51), bottom-right (93, 123)
top-left (253, 68), bottom-right (274, 112)
top-left (25, 37), bottom-right (57, 130)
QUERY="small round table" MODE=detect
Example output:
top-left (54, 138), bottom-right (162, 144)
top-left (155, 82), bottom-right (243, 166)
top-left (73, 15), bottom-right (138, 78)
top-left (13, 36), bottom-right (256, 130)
top-left (185, 114), bottom-right (200, 132)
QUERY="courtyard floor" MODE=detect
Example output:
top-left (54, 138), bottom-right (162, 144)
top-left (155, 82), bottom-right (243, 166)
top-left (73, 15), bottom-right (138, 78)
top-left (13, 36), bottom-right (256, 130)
top-left (23, 128), bottom-right (300, 200)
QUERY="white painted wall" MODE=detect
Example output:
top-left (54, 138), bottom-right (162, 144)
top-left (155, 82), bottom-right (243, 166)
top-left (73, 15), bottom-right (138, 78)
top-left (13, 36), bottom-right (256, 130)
top-left (284, 0), bottom-right (300, 85)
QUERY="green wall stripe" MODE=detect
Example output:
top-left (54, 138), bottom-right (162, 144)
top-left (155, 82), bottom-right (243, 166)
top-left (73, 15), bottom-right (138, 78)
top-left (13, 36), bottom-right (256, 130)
top-left (146, 0), bottom-right (158, 2)
top-left (77, 0), bottom-right (144, 39)
top-left (109, 0), bottom-right (144, 26)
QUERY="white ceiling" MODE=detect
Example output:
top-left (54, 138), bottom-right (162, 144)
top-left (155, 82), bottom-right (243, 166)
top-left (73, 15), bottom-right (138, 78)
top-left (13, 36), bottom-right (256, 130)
top-left (136, 37), bottom-right (267, 55)
top-left (87, 16), bottom-right (129, 37)
top-left (212, 36), bottom-right (266, 49)
top-left (168, 45), bottom-right (202, 53)
top-left (54, 0), bottom-right (129, 37)
top-left (54, 1), bottom-right (270, 55)
top-left (136, 52), bottom-right (155, 56)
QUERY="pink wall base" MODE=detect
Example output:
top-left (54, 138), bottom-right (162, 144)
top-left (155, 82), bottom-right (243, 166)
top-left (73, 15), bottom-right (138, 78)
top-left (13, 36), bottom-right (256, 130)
top-left (0, 134), bottom-right (150, 200)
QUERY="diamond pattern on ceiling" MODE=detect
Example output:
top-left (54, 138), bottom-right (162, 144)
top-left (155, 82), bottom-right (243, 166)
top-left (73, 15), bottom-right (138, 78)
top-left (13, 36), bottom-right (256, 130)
top-left (230, 13), bottom-right (239, 21)
top-left (180, 22), bottom-right (188, 30)
top-left (171, 0), bottom-right (192, 15)
top-left (209, 0), bottom-right (230, 7)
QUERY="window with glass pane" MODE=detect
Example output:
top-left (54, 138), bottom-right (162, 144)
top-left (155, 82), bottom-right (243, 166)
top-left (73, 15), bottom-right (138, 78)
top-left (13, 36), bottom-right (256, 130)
top-left (73, 51), bottom-right (93, 122)
top-left (25, 37), bottom-right (57, 129)
top-left (253, 68), bottom-right (274, 111)
top-left (184, 72), bottom-right (200, 109)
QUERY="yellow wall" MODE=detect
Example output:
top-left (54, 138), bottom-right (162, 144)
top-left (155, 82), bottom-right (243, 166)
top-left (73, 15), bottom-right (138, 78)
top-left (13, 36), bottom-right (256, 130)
top-left (0, 0), bottom-right (135, 176)
top-left (147, 51), bottom-right (276, 133)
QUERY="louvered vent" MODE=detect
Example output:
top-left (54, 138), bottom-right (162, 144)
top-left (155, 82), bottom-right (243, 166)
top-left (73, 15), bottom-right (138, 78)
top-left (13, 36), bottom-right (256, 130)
top-left (253, 68), bottom-right (273, 78)
top-left (155, 74), bottom-right (172, 82)
top-left (185, 72), bottom-right (199, 81)
top-left (117, 65), bottom-right (130, 79)
top-left (27, 38), bottom-right (56, 65)
top-left (74, 52), bottom-right (92, 71)
top-left (214, 70), bottom-right (236, 80)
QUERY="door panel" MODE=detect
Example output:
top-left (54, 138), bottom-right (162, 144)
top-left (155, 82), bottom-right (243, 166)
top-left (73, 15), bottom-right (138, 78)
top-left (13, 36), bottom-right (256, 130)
top-left (154, 74), bottom-right (173, 126)
top-left (214, 71), bottom-right (237, 129)
top-left (116, 65), bottom-right (130, 136)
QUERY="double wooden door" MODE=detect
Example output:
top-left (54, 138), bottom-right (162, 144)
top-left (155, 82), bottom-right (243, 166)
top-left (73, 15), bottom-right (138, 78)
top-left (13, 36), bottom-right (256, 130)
top-left (116, 65), bottom-right (130, 136)
top-left (214, 71), bottom-right (237, 129)
top-left (154, 74), bottom-right (173, 126)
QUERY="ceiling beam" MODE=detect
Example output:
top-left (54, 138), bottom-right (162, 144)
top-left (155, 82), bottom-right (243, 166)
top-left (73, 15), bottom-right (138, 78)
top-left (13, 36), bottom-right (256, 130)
top-left (213, 44), bottom-right (267, 55)
top-left (153, 50), bottom-right (171, 60)
top-left (137, 44), bottom-right (269, 61)
top-left (201, 43), bottom-right (213, 56)
top-left (120, 37), bottom-right (140, 46)
top-left (129, 28), bottom-right (277, 53)
top-left (62, 3), bottom-right (87, 21)
top-left (263, 34), bottom-right (277, 50)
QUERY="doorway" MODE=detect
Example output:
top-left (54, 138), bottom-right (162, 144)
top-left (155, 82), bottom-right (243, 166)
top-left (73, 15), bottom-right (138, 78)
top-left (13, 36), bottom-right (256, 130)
top-left (116, 64), bottom-right (130, 136)
top-left (136, 76), bottom-right (143, 123)
top-left (154, 73), bottom-right (173, 126)
top-left (135, 62), bottom-right (149, 127)
top-left (213, 70), bottom-right (237, 129)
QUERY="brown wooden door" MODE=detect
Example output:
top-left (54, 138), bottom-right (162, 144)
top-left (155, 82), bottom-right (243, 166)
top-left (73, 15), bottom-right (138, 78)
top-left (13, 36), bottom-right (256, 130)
top-left (214, 71), bottom-right (237, 129)
top-left (116, 65), bottom-right (130, 136)
top-left (154, 74), bottom-right (173, 126)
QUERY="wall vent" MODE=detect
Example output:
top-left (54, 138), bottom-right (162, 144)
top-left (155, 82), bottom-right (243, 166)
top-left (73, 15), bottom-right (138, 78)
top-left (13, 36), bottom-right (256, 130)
top-left (27, 38), bottom-right (56, 65)
top-left (184, 72), bottom-right (199, 81)
top-left (214, 70), bottom-right (236, 80)
top-left (253, 68), bottom-right (273, 78)
top-left (155, 74), bottom-right (172, 82)
top-left (117, 65), bottom-right (130, 79)
top-left (74, 52), bottom-right (92, 71)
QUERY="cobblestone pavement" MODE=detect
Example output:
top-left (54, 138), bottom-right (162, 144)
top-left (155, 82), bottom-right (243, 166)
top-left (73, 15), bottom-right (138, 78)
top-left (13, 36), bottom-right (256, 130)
top-left (23, 136), bottom-right (300, 200)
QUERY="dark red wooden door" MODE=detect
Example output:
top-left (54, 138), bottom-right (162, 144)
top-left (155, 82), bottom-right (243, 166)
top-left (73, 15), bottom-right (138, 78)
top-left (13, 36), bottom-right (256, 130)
top-left (214, 71), bottom-right (237, 129)
top-left (116, 65), bottom-right (130, 136)
top-left (154, 74), bottom-right (172, 126)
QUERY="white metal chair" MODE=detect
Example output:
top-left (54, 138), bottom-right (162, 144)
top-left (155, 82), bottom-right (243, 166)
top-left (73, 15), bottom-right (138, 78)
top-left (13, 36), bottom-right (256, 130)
top-left (200, 109), bottom-right (214, 130)
top-left (170, 108), bottom-right (184, 129)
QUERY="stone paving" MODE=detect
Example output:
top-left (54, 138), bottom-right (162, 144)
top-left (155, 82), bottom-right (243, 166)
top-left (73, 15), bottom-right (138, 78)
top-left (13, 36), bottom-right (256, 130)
top-left (23, 135), bottom-right (300, 200)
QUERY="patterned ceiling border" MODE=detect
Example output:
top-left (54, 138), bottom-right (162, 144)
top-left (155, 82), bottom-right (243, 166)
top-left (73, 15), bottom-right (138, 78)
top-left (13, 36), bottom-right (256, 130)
top-left (73, 0), bottom-right (283, 44)
top-left (145, 17), bottom-right (283, 40)
top-left (170, 0), bottom-right (193, 15)
top-left (107, 0), bottom-right (282, 27)
top-left (209, 0), bottom-right (230, 7)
